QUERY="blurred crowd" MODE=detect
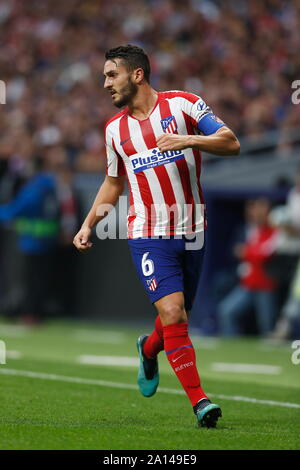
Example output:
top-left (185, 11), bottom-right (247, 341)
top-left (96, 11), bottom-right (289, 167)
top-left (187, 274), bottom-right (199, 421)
top-left (0, 154), bottom-right (78, 323)
top-left (0, 0), bottom-right (300, 333)
top-left (1, 0), bottom-right (300, 182)
top-left (216, 169), bottom-right (300, 339)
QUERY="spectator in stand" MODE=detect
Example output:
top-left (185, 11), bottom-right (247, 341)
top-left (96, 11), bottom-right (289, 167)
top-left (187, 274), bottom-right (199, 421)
top-left (0, 151), bottom-right (76, 322)
top-left (218, 198), bottom-right (278, 337)
top-left (55, 161), bottom-right (78, 316)
top-left (211, 199), bottom-right (258, 305)
top-left (0, 0), bottom-right (299, 176)
top-left (271, 260), bottom-right (300, 339)
top-left (0, 0), bottom-right (300, 324)
top-left (269, 168), bottom-right (300, 338)
top-left (0, 148), bottom-right (31, 305)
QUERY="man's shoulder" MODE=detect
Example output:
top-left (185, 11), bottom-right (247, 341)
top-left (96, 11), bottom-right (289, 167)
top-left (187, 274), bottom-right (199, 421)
top-left (104, 108), bottom-right (128, 134)
top-left (160, 90), bottom-right (200, 104)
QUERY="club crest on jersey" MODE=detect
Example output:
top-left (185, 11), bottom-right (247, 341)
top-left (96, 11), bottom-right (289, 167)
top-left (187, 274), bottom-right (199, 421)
top-left (160, 115), bottom-right (178, 134)
top-left (146, 276), bottom-right (158, 291)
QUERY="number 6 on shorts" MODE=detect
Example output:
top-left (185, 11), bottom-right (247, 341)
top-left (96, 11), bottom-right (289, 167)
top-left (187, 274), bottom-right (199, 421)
top-left (142, 252), bottom-right (154, 277)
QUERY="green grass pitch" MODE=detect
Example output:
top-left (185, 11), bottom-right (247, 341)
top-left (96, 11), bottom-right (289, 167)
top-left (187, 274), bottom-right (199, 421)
top-left (0, 319), bottom-right (299, 450)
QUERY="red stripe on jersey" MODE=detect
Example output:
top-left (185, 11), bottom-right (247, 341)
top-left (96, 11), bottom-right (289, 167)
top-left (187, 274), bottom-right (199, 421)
top-left (139, 118), bottom-right (177, 232)
top-left (112, 138), bottom-right (126, 176)
top-left (188, 115), bottom-right (198, 129)
top-left (119, 114), bottom-right (154, 236)
top-left (104, 108), bottom-right (127, 134)
top-left (138, 118), bottom-right (156, 148)
top-left (159, 99), bottom-right (196, 231)
top-left (159, 91), bottom-right (199, 104)
top-left (119, 114), bottom-right (136, 157)
top-left (127, 185), bottom-right (136, 238)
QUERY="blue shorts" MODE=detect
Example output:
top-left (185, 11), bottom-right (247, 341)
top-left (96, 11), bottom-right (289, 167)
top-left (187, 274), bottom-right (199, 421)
top-left (128, 235), bottom-right (205, 311)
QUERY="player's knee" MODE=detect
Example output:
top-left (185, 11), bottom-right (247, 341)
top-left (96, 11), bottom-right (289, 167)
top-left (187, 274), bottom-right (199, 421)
top-left (159, 303), bottom-right (186, 325)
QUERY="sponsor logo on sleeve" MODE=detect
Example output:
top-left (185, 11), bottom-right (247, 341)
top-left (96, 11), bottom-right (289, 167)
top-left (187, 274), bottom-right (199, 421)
top-left (195, 99), bottom-right (213, 121)
top-left (196, 99), bottom-right (208, 111)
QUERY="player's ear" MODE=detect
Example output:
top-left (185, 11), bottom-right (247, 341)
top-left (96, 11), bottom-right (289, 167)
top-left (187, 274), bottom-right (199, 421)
top-left (133, 68), bottom-right (144, 85)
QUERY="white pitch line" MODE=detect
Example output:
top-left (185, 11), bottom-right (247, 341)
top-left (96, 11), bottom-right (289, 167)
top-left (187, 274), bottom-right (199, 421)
top-left (211, 362), bottom-right (282, 375)
top-left (6, 350), bottom-right (22, 359)
top-left (0, 368), bottom-right (299, 409)
top-left (78, 355), bottom-right (139, 367)
top-left (0, 325), bottom-right (29, 337)
top-left (73, 330), bottom-right (127, 344)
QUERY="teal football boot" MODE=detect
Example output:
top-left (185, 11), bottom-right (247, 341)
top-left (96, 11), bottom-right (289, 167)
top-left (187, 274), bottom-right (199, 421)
top-left (195, 399), bottom-right (222, 428)
top-left (136, 334), bottom-right (159, 397)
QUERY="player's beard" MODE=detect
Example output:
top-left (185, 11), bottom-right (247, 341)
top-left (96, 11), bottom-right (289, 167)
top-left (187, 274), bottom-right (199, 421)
top-left (113, 79), bottom-right (138, 108)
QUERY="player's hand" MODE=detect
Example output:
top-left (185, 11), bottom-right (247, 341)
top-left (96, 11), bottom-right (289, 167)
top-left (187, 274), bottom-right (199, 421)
top-left (156, 134), bottom-right (191, 152)
top-left (73, 226), bottom-right (93, 252)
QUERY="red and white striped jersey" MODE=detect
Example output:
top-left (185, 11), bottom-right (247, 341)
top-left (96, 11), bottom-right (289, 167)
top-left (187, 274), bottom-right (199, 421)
top-left (105, 90), bottom-right (219, 239)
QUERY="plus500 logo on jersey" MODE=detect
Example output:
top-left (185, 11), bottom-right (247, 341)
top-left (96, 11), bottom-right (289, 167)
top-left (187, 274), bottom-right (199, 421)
top-left (131, 148), bottom-right (184, 173)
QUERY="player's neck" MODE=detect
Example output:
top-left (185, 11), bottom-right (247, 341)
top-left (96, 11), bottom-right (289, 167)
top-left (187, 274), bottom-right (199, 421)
top-left (128, 86), bottom-right (158, 120)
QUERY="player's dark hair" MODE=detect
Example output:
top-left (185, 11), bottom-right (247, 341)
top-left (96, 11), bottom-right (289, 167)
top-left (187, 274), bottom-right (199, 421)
top-left (105, 45), bottom-right (151, 83)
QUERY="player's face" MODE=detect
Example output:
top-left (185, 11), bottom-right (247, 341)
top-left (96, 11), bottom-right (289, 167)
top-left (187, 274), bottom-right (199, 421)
top-left (103, 59), bottom-right (138, 108)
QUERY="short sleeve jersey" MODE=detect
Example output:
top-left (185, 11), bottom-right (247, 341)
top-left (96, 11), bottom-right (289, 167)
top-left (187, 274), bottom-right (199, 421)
top-left (104, 91), bottom-right (225, 238)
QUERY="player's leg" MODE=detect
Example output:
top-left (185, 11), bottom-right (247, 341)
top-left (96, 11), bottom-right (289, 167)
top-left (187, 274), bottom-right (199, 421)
top-left (129, 237), bottom-right (182, 398)
top-left (129, 236), bottom-right (220, 426)
top-left (156, 287), bottom-right (221, 427)
top-left (178, 234), bottom-right (221, 427)
top-left (155, 292), bottom-right (209, 411)
top-left (143, 315), bottom-right (164, 359)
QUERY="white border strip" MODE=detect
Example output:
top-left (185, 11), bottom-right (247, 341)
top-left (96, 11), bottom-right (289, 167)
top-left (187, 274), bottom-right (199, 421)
top-left (78, 355), bottom-right (139, 366)
top-left (211, 362), bottom-right (282, 375)
top-left (73, 330), bottom-right (127, 344)
top-left (0, 325), bottom-right (29, 337)
top-left (0, 368), bottom-right (299, 409)
top-left (6, 351), bottom-right (22, 359)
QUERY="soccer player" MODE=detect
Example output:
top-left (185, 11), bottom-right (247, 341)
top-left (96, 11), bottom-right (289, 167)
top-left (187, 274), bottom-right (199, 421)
top-left (73, 45), bottom-right (240, 428)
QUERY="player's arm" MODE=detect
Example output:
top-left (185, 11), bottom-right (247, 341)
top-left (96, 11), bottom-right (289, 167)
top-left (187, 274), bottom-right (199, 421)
top-left (157, 94), bottom-right (240, 156)
top-left (157, 127), bottom-right (240, 156)
top-left (73, 175), bottom-right (125, 252)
